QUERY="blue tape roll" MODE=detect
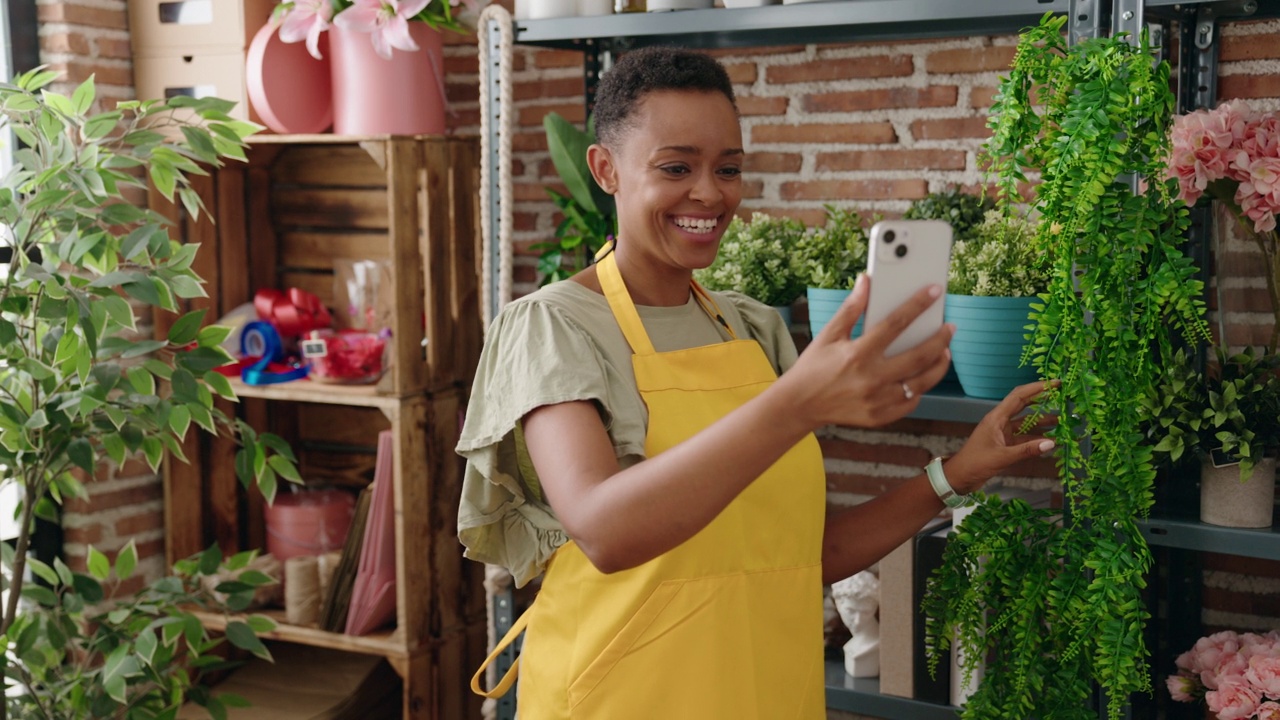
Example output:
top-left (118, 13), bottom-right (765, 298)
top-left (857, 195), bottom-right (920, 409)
top-left (240, 321), bottom-right (309, 385)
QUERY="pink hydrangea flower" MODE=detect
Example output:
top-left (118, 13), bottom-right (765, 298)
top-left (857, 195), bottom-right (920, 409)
top-left (1167, 674), bottom-right (1200, 703)
top-left (278, 0), bottom-right (334, 61)
top-left (1169, 108), bottom-right (1237, 205)
top-left (333, 0), bottom-right (430, 60)
top-left (1259, 701), bottom-right (1280, 720)
top-left (1247, 655), bottom-right (1280, 698)
top-left (1208, 678), bottom-right (1263, 720)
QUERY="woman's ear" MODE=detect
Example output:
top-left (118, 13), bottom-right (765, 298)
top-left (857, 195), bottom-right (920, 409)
top-left (587, 144), bottom-right (617, 195)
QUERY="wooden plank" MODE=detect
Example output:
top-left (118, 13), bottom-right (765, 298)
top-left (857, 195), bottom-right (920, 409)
top-left (298, 404), bottom-right (390, 445)
top-left (190, 608), bottom-right (405, 658)
top-left (278, 271), bottom-right (336, 309)
top-left (244, 397), bottom-right (269, 553)
top-left (404, 652), bottom-right (431, 720)
top-left (148, 178), bottom-right (184, 342)
top-left (271, 145), bottom-right (388, 187)
top-left (216, 166), bottom-right (251, 314)
top-left (208, 397), bottom-right (241, 554)
top-left (187, 172), bottom-right (219, 317)
top-left (419, 139), bottom-right (455, 391)
top-left (247, 167), bottom-right (278, 302)
top-left (388, 138), bottom-right (429, 395)
top-left (298, 451), bottom-right (378, 489)
top-left (423, 390), bottom-right (477, 634)
top-left (393, 397), bottom-right (430, 646)
top-left (448, 139), bottom-right (483, 386)
top-left (228, 378), bottom-right (405, 409)
top-left (278, 231), bottom-right (393, 270)
top-left (271, 188), bottom-right (390, 230)
top-left (163, 432), bottom-right (205, 564)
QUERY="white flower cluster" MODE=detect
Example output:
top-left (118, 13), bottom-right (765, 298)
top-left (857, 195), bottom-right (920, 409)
top-left (948, 210), bottom-right (1050, 298)
top-left (695, 213), bottom-right (807, 307)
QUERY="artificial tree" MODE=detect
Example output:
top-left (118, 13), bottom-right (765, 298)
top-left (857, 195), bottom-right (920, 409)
top-left (0, 69), bottom-right (298, 718)
top-left (921, 15), bottom-right (1211, 720)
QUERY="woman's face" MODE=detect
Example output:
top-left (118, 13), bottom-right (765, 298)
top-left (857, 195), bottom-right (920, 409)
top-left (591, 89), bottom-right (744, 275)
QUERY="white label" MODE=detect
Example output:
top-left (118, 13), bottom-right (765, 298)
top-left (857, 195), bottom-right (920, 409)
top-left (301, 340), bottom-right (329, 358)
top-left (158, 1), bottom-right (214, 25)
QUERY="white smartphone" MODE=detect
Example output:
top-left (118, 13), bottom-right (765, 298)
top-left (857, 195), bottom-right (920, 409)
top-left (865, 219), bottom-right (953, 358)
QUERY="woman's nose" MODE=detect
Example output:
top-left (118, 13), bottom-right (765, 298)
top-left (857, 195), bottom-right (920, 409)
top-left (689, 169), bottom-right (723, 205)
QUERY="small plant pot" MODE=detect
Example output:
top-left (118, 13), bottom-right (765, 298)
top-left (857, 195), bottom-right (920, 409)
top-left (1200, 457), bottom-right (1277, 528)
top-left (772, 304), bottom-right (793, 329)
top-left (807, 287), bottom-right (863, 339)
top-left (945, 294), bottom-right (1039, 400)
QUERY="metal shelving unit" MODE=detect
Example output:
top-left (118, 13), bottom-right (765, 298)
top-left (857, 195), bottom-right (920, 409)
top-left (483, 1), bottom-right (1280, 718)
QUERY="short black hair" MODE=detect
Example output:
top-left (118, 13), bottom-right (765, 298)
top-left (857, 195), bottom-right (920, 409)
top-left (593, 47), bottom-right (737, 148)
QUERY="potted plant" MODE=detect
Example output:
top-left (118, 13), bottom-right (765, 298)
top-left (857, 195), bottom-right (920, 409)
top-left (694, 211), bottom-right (806, 323)
top-left (945, 209), bottom-right (1049, 399)
top-left (0, 70), bottom-right (297, 718)
top-left (791, 205), bottom-right (869, 337)
top-left (1144, 347), bottom-right (1280, 528)
top-left (1166, 630), bottom-right (1280, 719)
top-left (1168, 100), bottom-right (1280, 352)
top-left (904, 187), bottom-right (994, 241)
top-left (531, 112), bottom-right (616, 286)
top-left (921, 15), bottom-right (1211, 720)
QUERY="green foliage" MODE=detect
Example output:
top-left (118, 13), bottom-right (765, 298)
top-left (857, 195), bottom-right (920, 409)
top-left (904, 188), bottom-right (995, 241)
top-left (921, 15), bottom-right (1211, 720)
top-left (947, 209), bottom-right (1048, 297)
top-left (532, 113), bottom-right (616, 285)
top-left (694, 212), bottom-right (805, 306)
top-left (791, 205), bottom-right (869, 290)
top-left (8, 542), bottom-right (278, 719)
top-left (1142, 347), bottom-right (1280, 481)
top-left (0, 70), bottom-right (299, 717)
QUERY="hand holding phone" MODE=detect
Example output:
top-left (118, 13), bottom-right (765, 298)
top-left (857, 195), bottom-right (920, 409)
top-left (864, 220), bottom-right (953, 357)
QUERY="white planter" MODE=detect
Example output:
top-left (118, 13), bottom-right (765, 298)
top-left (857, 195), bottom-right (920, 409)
top-left (1201, 457), bottom-right (1277, 528)
top-left (646, 0), bottom-right (713, 11)
top-left (724, 0), bottom-right (779, 7)
top-left (516, 0), bottom-right (577, 19)
top-left (578, 0), bottom-right (613, 14)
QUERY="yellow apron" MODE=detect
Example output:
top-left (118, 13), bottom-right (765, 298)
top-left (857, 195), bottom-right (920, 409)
top-left (473, 250), bottom-right (827, 719)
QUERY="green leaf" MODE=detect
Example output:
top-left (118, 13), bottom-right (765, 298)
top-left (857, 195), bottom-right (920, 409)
top-left (203, 370), bottom-right (236, 400)
top-left (71, 76), bottom-right (95, 114)
top-left (116, 539), bottom-right (138, 580)
top-left (142, 436), bottom-right (164, 470)
top-left (21, 585), bottom-right (57, 607)
top-left (24, 409), bottom-right (48, 429)
top-left (198, 324), bottom-right (233, 348)
top-left (87, 546), bottom-right (110, 581)
top-left (169, 404), bottom-right (192, 439)
top-left (135, 628), bottom-right (158, 666)
top-left (198, 544), bottom-right (222, 576)
top-left (168, 309), bottom-right (207, 346)
top-left (543, 112), bottom-right (600, 214)
top-left (246, 614), bottom-right (278, 633)
top-left (102, 433), bottom-right (127, 465)
top-left (27, 559), bottom-right (59, 587)
top-left (268, 455), bottom-right (302, 484)
top-left (67, 438), bottom-right (95, 474)
top-left (225, 621), bottom-right (271, 661)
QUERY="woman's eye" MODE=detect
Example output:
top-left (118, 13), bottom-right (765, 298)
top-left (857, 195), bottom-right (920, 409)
top-left (661, 165), bottom-right (690, 176)
top-left (718, 167), bottom-right (743, 178)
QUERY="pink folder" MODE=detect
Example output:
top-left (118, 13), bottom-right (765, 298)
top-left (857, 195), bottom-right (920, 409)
top-left (345, 430), bottom-right (397, 636)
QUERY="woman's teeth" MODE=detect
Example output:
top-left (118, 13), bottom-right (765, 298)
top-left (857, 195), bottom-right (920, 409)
top-left (674, 217), bottom-right (717, 234)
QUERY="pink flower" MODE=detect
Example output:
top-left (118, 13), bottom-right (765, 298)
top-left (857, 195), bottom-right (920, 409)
top-left (1247, 655), bottom-right (1280, 698)
top-left (1259, 701), bottom-right (1280, 720)
top-left (1169, 108), bottom-right (1237, 204)
top-left (1237, 158), bottom-right (1280, 233)
top-left (1167, 673), bottom-right (1201, 702)
top-left (279, 0), bottom-right (334, 61)
top-left (1207, 678), bottom-right (1263, 720)
top-left (333, 0), bottom-right (430, 60)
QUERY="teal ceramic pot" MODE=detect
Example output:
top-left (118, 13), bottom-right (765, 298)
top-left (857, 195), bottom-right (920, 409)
top-left (807, 287), bottom-right (863, 339)
top-left (945, 294), bottom-right (1040, 400)
top-left (772, 304), bottom-right (793, 329)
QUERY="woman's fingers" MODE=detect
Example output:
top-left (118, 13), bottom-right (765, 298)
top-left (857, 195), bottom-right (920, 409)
top-left (859, 283), bottom-right (945, 355)
top-left (880, 323), bottom-right (954, 382)
top-left (815, 274), bottom-right (869, 346)
top-left (992, 379), bottom-right (1058, 421)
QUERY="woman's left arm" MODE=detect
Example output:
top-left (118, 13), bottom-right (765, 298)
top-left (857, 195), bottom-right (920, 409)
top-left (820, 380), bottom-right (1057, 585)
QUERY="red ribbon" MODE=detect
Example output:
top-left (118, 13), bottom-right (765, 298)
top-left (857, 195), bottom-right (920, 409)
top-left (254, 288), bottom-right (332, 337)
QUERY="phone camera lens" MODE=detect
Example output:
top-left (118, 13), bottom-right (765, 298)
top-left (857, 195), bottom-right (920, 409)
top-left (883, 230), bottom-right (896, 243)
top-left (895, 244), bottom-right (908, 258)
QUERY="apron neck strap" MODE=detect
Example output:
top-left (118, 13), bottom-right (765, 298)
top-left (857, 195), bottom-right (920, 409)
top-left (596, 243), bottom-right (737, 357)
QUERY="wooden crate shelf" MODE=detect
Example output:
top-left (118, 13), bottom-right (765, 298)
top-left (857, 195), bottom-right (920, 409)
top-left (190, 608), bottom-right (407, 660)
top-left (152, 135), bottom-right (487, 720)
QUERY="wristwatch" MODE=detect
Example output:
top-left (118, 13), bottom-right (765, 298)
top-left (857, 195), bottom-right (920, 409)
top-left (925, 457), bottom-right (972, 508)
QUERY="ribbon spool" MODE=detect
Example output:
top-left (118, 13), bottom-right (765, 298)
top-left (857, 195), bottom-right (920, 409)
top-left (240, 321), bottom-right (310, 385)
top-left (254, 288), bottom-right (333, 337)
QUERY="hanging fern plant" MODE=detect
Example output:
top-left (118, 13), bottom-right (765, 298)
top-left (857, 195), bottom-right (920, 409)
top-left (921, 14), bottom-right (1211, 720)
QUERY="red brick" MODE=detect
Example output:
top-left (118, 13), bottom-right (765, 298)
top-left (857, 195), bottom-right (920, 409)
top-left (1219, 74), bottom-right (1280, 100)
top-left (445, 53), bottom-right (480, 75)
top-left (443, 29), bottom-right (478, 47)
top-left (519, 102), bottom-right (584, 127)
top-left (804, 86), bottom-right (958, 114)
top-left (94, 37), bottom-right (133, 60)
top-left (1203, 586), bottom-right (1280, 617)
top-left (42, 31), bottom-right (91, 56)
top-left (75, 483), bottom-right (164, 514)
top-left (110, 575), bottom-right (147, 597)
top-left (514, 264), bottom-right (538, 285)
top-left (515, 76), bottom-right (584, 102)
top-left (1204, 553), bottom-right (1280, 579)
top-left (911, 117), bottom-right (992, 141)
top-left (38, 3), bottom-right (129, 30)
top-left (926, 45), bottom-right (1018, 74)
top-left (884, 417), bottom-right (976, 436)
top-left (513, 131), bottom-right (549, 153)
top-left (724, 62), bottom-right (757, 84)
top-left (708, 45), bottom-right (805, 58)
top-left (737, 95), bottom-right (788, 117)
top-left (970, 86), bottom-right (999, 109)
top-left (766, 56), bottom-right (913, 84)
top-left (1001, 455), bottom-right (1058, 479)
top-left (135, 537), bottom-right (166, 563)
top-left (1221, 251), bottom-right (1269, 278)
top-left (815, 149), bottom-right (967, 172)
top-left (449, 108), bottom-right (481, 130)
top-left (514, 212), bottom-right (539, 232)
top-left (826, 472), bottom-right (910, 496)
top-left (446, 82), bottom-right (480, 104)
top-left (752, 122), bottom-right (896, 145)
top-left (64, 524), bottom-right (104, 547)
top-left (45, 62), bottom-right (132, 88)
top-left (537, 158), bottom-right (557, 180)
top-left (1220, 32), bottom-right (1280, 62)
top-left (515, 182), bottom-right (562, 202)
top-left (115, 510), bottom-right (164, 537)
top-left (781, 179), bottom-right (928, 202)
top-left (739, 206), bottom-right (830, 227)
top-left (1224, 323), bottom-right (1274, 347)
top-left (744, 152), bottom-right (802, 174)
top-left (1218, 288), bottom-right (1275, 314)
top-left (818, 438), bottom-right (933, 467)
top-left (532, 49), bottom-right (582, 69)
top-left (742, 179), bottom-right (764, 199)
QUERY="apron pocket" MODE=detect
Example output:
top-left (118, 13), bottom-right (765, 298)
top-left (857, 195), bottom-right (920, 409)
top-left (567, 578), bottom-right (685, 711)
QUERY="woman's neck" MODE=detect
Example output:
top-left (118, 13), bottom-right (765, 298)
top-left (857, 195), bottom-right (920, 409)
top-left (612, 245), bottom-right (692, 307)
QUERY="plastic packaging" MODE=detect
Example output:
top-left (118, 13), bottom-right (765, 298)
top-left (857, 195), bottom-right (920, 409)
top-left (302, 329), bottom-right (388, 384)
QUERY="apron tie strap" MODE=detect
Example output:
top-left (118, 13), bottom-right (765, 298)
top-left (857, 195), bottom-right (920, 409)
top-left (471, 604), bottom-right (532, 699)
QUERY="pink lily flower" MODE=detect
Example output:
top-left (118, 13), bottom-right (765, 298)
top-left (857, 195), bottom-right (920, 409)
top-left (334, 0), bottom-right (430, 60)
top-left (279, 0), bottom-right (334, 61)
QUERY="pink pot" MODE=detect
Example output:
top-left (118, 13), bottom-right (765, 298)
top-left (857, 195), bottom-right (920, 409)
top-left (328, 23), bottom-right (447, 136)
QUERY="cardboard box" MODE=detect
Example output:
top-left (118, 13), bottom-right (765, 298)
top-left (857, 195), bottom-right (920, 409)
top-left (132, 51), bottom-right (257, 124)
top-left (129, 0), bottom-right (275, 53)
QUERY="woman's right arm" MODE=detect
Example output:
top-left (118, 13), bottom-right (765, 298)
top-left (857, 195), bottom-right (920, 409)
top-left (522, 276), bottom-right (951, 574)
